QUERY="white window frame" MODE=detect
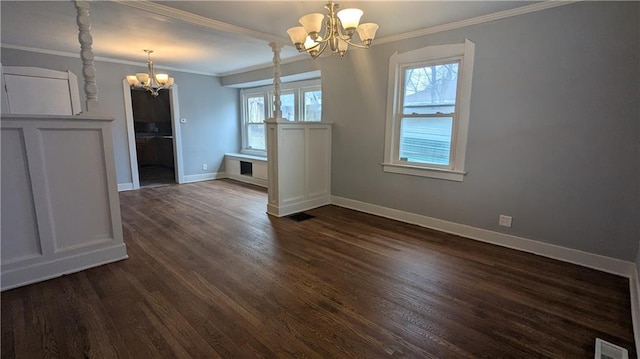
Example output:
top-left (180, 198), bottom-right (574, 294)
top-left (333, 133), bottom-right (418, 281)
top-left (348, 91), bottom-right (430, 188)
top-left (241, 91), bottom-right (268, 155)
top-left (300, 86), bottom-right (323, 122)
top-left (383, 39), bottom-right (475, 182)
top-left (240, 79), bottom-right (321, 155)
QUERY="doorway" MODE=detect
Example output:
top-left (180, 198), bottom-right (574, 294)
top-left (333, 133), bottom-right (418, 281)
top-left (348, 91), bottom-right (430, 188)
top-left (132, 88), bottom-right (174, 187)
top-left (123, 80), bottom-right (184, 189)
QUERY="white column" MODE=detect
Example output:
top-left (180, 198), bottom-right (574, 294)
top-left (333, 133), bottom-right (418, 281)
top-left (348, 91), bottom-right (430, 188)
top-left (265, 43), bottom-right (332, 217)
top-left (269, 42), bottom-right (283, 120)
top-left (74, 0), bottom-right (100, 114)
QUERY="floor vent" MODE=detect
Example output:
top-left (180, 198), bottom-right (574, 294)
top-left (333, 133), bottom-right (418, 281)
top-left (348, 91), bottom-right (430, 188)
top-left (595, 338), bottom-right (628, 359)
top-left (286, 212), bottom-right (315, 222)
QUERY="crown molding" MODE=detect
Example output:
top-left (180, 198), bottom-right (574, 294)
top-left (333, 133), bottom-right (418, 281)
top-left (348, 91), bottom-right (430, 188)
top-left (375, 0), bottom-right (581, 45)
top-left (109, 0), bottom-right (289, 45)
top-left (1, 44), bottom-right (219, 76)
top-left (3, 1), bottom-right (583, 78)
top-left (218, 53), bottom-right (311, 77)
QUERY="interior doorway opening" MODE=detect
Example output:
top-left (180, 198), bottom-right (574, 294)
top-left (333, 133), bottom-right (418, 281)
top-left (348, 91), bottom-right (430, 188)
top-left (131, 88), bottom-right (175, 187)
top-left (123, 80), bottom-right (184, 190)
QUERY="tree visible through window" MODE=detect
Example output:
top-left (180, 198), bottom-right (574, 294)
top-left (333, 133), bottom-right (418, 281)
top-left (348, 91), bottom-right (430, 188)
top-left (400, 62), bottom-right (459, 165)
top-left (304, 90), bottom-right (322, 122)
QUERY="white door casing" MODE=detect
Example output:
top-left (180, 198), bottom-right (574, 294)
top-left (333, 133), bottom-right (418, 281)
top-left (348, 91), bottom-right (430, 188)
top-left (122, 80), bottom-right (184, 189)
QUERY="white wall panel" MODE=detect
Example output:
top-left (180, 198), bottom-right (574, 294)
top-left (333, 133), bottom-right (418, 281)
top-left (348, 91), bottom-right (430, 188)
top-left (266, 121), bottom-right (332, 217)
top-left (1, 128), bottom-right (42, 263)
top-left (39, 129), bottom-right (112, 251)
top-left (307, 128), bottom-right (331, 199)
top-left (279, 128), bottom-right (305, 204)
top-left (1, 114), bottom-right (127, 291)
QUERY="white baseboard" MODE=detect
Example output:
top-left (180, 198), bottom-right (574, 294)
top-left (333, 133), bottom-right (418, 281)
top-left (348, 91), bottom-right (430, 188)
top-left (331, 196), bottom-right (634, 278)
top-left (268, 196), bottom-right (331, 217)
top-left (1, 243), bottom-right (128, 291)
top-left (117, 182), bottom-right (134, 192)
top-left (226, 173), bottom-right (268, 188)
top-left (182, 172), bottom-right (226, 184)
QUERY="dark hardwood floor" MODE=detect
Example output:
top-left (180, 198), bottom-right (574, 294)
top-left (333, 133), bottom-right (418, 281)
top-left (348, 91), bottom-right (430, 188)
top-left (1, 179), bottom-right (635, 358)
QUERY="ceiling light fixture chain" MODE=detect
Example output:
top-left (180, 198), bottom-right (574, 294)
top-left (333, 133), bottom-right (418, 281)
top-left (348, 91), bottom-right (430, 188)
top-left (126, 49), bottom-right (174, 97)
top-left (286, 0), bottom-right (379, 59)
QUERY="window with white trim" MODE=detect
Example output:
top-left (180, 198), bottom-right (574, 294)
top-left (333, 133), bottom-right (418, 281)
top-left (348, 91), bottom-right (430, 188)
top-left (383, 39), bottom-right (475, 181)
top-left (240, 79), bottom-right (321, 154)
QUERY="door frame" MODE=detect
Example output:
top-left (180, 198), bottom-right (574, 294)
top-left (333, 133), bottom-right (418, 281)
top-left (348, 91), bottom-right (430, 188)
top-left (122, 79), bottom-right (184, 189)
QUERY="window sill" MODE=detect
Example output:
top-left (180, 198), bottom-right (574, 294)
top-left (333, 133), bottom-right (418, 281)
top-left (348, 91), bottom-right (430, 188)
top-left (239, 149), bottom-right (267, 158)
top-left (226, 152), bottom-right (267, 162)
top-left (382, 163), bottom-right (466, 182)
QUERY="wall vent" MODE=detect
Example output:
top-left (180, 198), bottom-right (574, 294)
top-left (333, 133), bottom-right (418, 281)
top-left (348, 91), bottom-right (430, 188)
top-left (595, 338), bottom-right (628, 359)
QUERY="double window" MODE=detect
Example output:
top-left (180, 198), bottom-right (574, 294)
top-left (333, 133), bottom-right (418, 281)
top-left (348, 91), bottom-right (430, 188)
top-left (383, 40), bottom-right (475, 181)
top-left (241, 79), bottom-right (321, 154)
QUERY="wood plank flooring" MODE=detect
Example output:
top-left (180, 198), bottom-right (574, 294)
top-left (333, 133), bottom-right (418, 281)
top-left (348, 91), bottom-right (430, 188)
top-left (1, 179), bottom-right (636, 358)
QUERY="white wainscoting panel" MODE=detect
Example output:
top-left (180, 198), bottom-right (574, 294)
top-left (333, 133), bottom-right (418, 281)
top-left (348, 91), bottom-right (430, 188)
top-left (1, 114), bottom-right (128, 291)
top-left (265, 120), bottom-right (332, 217)
top-left (1, 128), bottom-right (42, 264)
top-left (279, 127), bottom-right (306, 205)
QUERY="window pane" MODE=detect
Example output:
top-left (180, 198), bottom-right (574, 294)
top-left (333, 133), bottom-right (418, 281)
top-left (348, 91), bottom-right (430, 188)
top-left (304, 90), bottom-right (322, 121)
top-left (247, 96), bottom-right (265, 123)
top-left (399, 117), bottom-right (453, 166)
top-left (247, 124), bottom-right (265, 150)
top-left (278, 93), bottom-right (295, 121)
top-left (403, 62), bottom-right (458, 115)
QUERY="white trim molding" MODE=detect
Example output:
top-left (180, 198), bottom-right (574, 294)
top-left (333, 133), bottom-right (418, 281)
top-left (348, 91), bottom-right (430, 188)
top-left (332, 194), bottom-right (640, 348)
top-left (1, 44), bottom-right (217, 76)
top-left (383, 40), bottom-right (474, 181)
top-left (182, 172), bottom-right (226, 184)
top-left (1, 243), bottom-right (128, 291)
top-left (331, 195), bottom-right (635, 278)
top-left (111, 0), bottom-right (288, 45)
top-left (117, 182), bottom-right (134, 192)
top-left (374, 1), bottom-right (580, 46)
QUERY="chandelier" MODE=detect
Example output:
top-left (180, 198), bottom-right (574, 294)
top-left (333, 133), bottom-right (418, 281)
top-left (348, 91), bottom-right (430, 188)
top-left (286, 1), bottom-right (379, 59)
top-left (126, 50), bottom-right (174, 97)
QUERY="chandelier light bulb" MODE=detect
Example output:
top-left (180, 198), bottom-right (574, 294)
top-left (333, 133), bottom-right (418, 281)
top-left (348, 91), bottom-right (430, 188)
top-left (337, 8), bottom-right (363, 33)
top-left (136, 72), bottom-right (149, 84)
top-left (126, 75), bottom-right (139, 86)
top-left (155, 73), bottom-right (169, 85)
top-left (304, 35), bottom-right (321, 50)
top-left (299, 13), bottom-right (324, 36)
top-left (356, 23), bottom-right (379, 44)
top-left (287, 26), bottom-right (308, 50)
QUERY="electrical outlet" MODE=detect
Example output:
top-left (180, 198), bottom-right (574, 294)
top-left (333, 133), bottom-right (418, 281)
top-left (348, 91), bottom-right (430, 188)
top-left (499, 215), bottom-right (512, 228)
top-left (202, 164), bottom-right (207, 171)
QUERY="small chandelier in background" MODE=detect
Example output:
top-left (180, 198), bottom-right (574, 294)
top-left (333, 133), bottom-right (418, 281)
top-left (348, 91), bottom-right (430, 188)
top-left (286, 1), bottom-right (379, 59)
top-left (126, 49), bottom-right (174, 97)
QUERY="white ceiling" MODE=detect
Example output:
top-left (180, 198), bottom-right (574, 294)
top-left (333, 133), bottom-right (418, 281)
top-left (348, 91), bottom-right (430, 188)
top-left (1, 1), bottom-right (540, 76)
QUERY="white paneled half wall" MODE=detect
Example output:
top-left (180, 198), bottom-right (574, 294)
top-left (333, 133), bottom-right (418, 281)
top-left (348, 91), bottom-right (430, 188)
top-left (1, 114), bottom-right (128, 290)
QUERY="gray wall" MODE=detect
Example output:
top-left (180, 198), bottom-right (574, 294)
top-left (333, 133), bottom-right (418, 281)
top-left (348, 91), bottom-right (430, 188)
top-left (1, 48), bottom-right (240, 184)
top-left (224, 1), bottom-right (640, 261)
